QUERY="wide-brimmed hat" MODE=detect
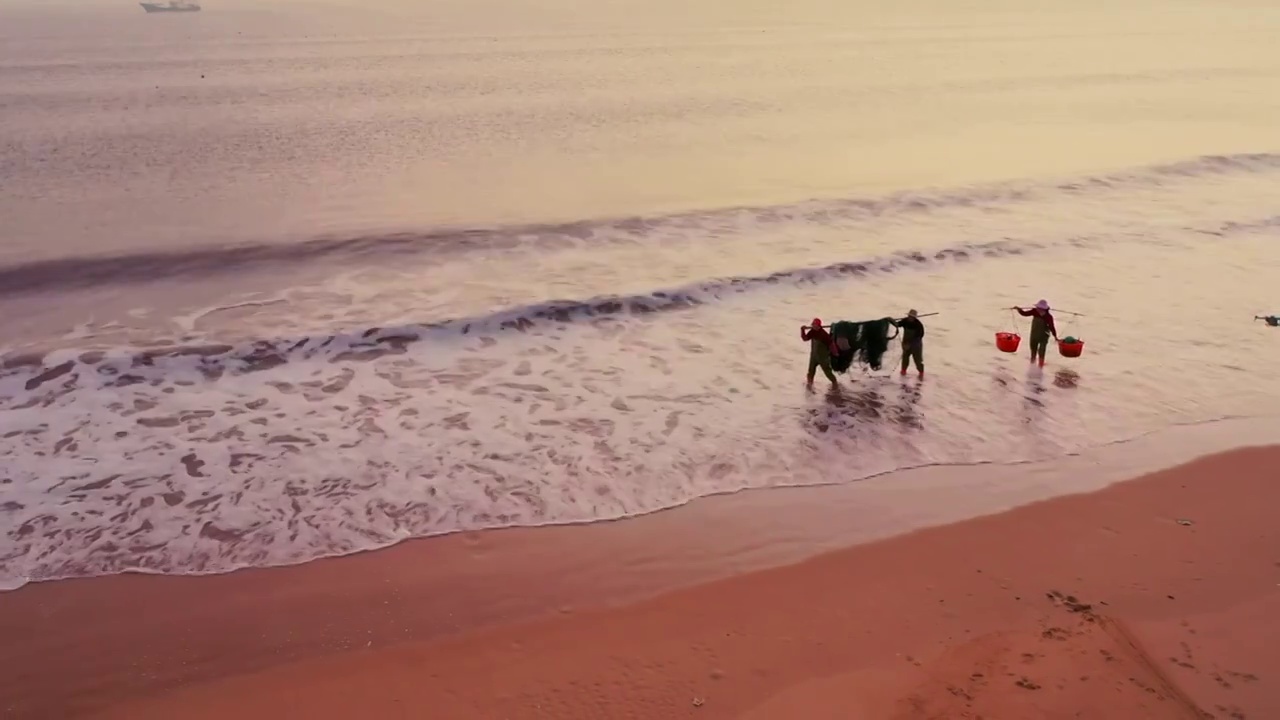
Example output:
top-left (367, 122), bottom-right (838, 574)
top-left (907, 309), bottom-right (918, 318)
top-left (1035, 299), bottom-right (1050, 310)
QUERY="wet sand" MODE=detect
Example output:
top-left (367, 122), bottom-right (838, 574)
top-left (3, 446), bottom-right (1279, 719)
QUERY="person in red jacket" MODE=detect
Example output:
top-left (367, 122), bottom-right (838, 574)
top-left (1014, 299), bottom-right (1057, 367)
top-left (800, 318), bottom-right (839, 385)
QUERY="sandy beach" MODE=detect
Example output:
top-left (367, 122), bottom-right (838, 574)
top-left (1, 445), bottom-right (1276, 719)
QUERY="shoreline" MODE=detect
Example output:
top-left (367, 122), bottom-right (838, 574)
top-left (0, 422), bottom-right (1277, 717)
top-left (4, 412), bottom-right (1277, 595)
top-left (44, 445), bottom-right (1280, 718)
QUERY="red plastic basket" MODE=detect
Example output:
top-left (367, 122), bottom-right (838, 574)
top-left (1058, 339), bottom-right (1084, 358)
top-left (995, 332), bottom-right (1021, 353)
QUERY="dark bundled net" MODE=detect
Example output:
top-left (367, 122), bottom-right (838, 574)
top-left (829, 318), bottom-right (895, 372)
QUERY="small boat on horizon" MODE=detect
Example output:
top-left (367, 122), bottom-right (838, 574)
top-left (140, 1), bottom-right (202, 12)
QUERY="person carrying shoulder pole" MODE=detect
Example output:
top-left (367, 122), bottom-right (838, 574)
top-left (892, 309), bottom-right (925, 378)
top-left (1013, 299), bottom-right (1058, 367)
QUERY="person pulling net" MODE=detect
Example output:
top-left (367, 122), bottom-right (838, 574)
top-left (891, 309), bottom-right (934, 378)
top-left (800, 318), bottom-right (840, 386)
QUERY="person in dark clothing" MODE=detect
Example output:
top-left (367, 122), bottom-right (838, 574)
top-left (892, 309), bottom-right (925, 378)
top-left (800, 318), bottom-right (839, 385)
top-left (1014, 299), bottom-right (1057, 367)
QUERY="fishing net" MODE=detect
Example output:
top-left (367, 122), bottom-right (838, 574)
top-left (830, 318), bottom-right (896, 372)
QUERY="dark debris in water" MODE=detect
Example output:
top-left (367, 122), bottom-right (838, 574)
top-left (24, 361), bottom-right (75, 391)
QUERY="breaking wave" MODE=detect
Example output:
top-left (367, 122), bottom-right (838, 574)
top-left (5, 199), bottom-right (1276, 388)
top-left (1, 152), bottom-right (1277, 297)
top-left (0, 236), bottom-right (1044, 384)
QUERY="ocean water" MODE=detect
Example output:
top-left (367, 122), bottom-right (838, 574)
top-left (1, 0), bottom-right (1279, 590)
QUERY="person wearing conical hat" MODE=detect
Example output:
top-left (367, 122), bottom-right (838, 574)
top-left (800, 318), bottom-right (839, 386)
top-left (1013, 299), bottom-right (1058, 367)
top-left (892, 309), bottom-right (925, 378)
